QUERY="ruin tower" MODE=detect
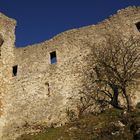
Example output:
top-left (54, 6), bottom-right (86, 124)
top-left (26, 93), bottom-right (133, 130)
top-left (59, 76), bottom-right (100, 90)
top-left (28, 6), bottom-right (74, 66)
top-left (0, 13), bottom-right (16, 139)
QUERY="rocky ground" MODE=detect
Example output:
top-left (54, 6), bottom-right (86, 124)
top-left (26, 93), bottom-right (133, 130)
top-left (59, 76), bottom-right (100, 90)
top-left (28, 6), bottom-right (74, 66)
top-left (17, 108), bottom-right (140, 140)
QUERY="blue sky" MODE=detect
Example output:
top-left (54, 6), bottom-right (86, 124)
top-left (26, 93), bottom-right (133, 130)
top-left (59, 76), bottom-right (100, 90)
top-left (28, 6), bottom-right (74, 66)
top-left (0, 0), bottom-right (140, 47)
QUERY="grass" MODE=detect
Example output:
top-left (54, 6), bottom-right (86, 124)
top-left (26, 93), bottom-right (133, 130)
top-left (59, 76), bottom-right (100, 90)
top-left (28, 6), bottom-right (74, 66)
top-left (17, 126), bottom-right (70, 140)
top-left (17, 108), bottom-right (140, 140)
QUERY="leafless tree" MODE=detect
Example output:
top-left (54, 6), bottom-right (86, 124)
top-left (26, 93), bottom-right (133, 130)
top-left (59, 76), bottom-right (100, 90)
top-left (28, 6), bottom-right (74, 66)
top-left (93, 35), bottom-right (140, 111)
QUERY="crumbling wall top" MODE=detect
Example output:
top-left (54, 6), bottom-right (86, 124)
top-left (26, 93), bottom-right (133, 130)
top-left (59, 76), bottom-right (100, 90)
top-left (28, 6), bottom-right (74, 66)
top-left (0, 12), bottom-right (16, 25)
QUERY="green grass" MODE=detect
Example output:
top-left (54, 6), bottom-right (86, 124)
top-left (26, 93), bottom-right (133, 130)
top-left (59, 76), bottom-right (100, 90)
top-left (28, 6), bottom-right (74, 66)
top-left (17, 108), bottom-right (140, 140)
top-left (18, 126), bottom-right (70, 140)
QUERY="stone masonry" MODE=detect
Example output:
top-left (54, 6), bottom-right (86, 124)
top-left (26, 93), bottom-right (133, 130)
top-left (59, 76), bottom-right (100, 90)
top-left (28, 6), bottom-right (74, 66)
top-left (0, 6), bottom-right (140, 140)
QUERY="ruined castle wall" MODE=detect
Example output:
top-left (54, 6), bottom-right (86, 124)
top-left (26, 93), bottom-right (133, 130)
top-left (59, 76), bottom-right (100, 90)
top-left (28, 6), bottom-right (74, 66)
top-left (0, 14), bottom-right (16, 139)
top-left (0, 6), bottom-right (140, 140)
top-left (3, 29), bottom-right (95, 139)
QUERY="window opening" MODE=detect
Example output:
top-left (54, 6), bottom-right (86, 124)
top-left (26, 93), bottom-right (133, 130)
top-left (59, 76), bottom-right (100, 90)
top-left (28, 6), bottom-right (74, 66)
top-left (136, 22), bottom-right (140, 31)
top-left (13, 65), bottom-right (18, 76)
top-left (0, 36), bottom-right (4, 57)
top-left (45, 82), bottom-right (50, 96)
top-left (50, 51), bottom-right (57, 64)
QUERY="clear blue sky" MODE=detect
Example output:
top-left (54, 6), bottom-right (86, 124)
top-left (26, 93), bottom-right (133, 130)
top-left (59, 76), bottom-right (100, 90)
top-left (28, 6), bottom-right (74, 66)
top-left (0, 0), bottom-right (140, 47)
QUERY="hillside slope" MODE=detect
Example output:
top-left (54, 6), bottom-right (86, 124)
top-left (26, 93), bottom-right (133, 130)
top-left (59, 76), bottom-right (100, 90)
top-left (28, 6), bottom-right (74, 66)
top-left (17, 108), bottom-right (140, 140)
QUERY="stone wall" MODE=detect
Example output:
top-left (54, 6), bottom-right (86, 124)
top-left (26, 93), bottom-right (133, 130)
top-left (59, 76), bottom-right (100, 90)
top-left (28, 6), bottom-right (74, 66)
top-left (0, 13), bottom-right (16, 139)
top-left (0, 6), bottom-right (140, 140)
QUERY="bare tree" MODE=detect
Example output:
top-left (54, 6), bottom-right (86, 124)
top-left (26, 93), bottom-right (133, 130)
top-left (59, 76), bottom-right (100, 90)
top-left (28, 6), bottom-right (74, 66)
top-left (93, 35), bottom-right (140, 111)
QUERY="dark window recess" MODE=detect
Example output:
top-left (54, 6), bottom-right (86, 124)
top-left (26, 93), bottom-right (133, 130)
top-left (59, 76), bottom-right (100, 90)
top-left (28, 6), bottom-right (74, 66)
top-left (50, 51), bottom-right (57, 64)
top-left (0, 38), bottom-right (4, 47)
top-left (12, 65), bottom-right (18, 76)
top-left (0, 37), bottom-right (4, 57)
top-left (136, 22), bottom-right (140, 31)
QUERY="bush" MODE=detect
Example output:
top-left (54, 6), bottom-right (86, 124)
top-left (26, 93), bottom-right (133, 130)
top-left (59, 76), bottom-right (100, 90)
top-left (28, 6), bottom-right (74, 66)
top-left (66, 108), bottom-right (77, 122)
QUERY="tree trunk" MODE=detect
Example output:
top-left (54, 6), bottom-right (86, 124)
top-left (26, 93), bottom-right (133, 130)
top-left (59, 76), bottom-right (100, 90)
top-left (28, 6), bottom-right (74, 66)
top-left (111, 86), bottom-right (120, 108)
top-left (122, 87), bottom-right (130, 111)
